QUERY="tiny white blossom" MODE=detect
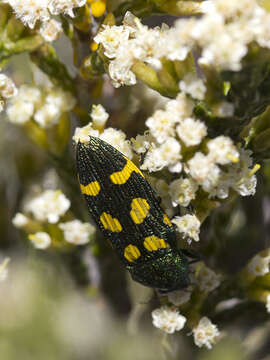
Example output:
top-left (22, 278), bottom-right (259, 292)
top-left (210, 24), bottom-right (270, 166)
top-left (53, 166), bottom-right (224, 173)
top-left (6, 100), bottom-right (34, 125)
top-left (100, 128), bottom-right (133, 159)
top-left (266, 294), bottom-right (270, 313)
top-left (165, 93), bottom-right (194, 119)
top-left (90, 104), bottom-right (109, 129)
top-left (29, 232), bottom-right (51, 249)
top-left (213, 0), bottom-right (257, 19)
top-left (131, 134), bottom-right (151, 154)
top-left (235, 174), bottom-right (257, 197)
top-left (4, 0), bottom-right (50, 28)
top-left (179, 73), bottom-right (206, 101)
top-left (176, 118), bottom-right (207, 147)
top-left (25, 190), bottom-right (70, 223)
top-left (172, 214), bottom-right (200, 243)
top-left (169, 177), bottom-right (198, 207)
top-left (40, 19), bottom-right (62, 42)
top-left (48, 0), bottom-right (86, 17)
top-left (146, 109), bottom-right (177, 144)
top-left (141, 138), bottom-right (181, 172)
top-left (45, 89), bottom-right (76, 112)
top-left (247, 252), bottom-right (270, 276)
top-left (12, 213), bottom-right (29, 228)
top-left (195, 262), bottom-right (222, 292)
top-left (187, 152), bottom-right (220, 193)
top-left (0, 258), bottom-right (10, 281)
top-left (207, 136), bottom-right (239, 165)
top-left (152, 306), bottom-right (186, 334)
top-left (108, 59), bottom-right (136, 88)
top-left (193, 317), bottom-right (220, 349)
top-left (34, 102), bottom-right (59, 128)
top-left (59, 220), bottom-right (95, 245)
top-left (72, 122), bottom-right (99, 144)
top-left (168, 289), bottom-right (191, 306)
top-left (94, 25), bottom-right (131, 59)
top-left (0, 74), bottom-right (18, 99)
top-left (6, 85), bottom-right (41, 125)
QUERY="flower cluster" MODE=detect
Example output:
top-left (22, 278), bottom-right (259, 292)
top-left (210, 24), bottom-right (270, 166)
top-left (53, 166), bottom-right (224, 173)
top-left (0, 73), bottom-right (18, 112)
top-left (4, 0), bottom-right (86, 29)
top-left (192, 317), bottom-right (220, 349)
top-left (6, 84), bottom-right (75, 128)
top-left (152, 306), bottom-right (186, 334)
top-left (247, 249), bottom-right (270, 277)
top-left (73, 104), bottom-right (133, 159)
top-left (13, 189), bottom-right (95, 249)
top-left (95, 2), bottom-right (270, 87)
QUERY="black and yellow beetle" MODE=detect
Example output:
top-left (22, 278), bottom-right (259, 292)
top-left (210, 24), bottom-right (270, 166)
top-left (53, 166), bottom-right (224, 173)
top-left (76, 136), bottom-right (190, 292)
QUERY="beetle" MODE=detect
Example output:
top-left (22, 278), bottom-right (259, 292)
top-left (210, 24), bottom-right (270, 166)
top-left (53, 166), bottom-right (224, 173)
top-left (76, 136), bottom-right (190, 292)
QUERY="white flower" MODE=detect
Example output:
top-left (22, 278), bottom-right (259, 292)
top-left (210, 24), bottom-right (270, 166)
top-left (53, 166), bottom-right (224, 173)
top-left (235, 174), bottom-right (257, 197)
top-left (247, 252), bottom-right (270, 276)
top-left (176, 118), bottom-right (207, 147)
top-left (146, 109), bottom-right (177, 144)
top-left (172, 214), bottom-right (200, 243)
top-left (0, 74), bottom-right (18, 99)
top-left (48, 0), bottom-right (86, 17)
top-left (45, 89), bottom-right (76, 112)
top-left (131, 133), bottom-right (151, 154)
top-left (207, 136), bottom-right (239, 165)
top-left (195, 262), bottom-right (221, 292)
top-left (90, 104), bottom-right (109, 129)
top-left (29, 232), bottom-right (51, 249)
top-left (6, 99), bottom-right (34, 125)
top-left (12, 213), bottom-right (29, 228)
top-left (141, 138), bottom-right (181, 172)
top-left (40, 19), bottom-right (62, 42)
top-left (72, 122), bottom-right (99, 144)
top-left (193, 317), bottom-right (220, 349)
top-left (152, 306), bottom-right (186, 334)
top-left (266, 294), bottom-right (270, 313)
top-left (3, 0), bottom-right (50, 28)
top-left (6, 85), bottom-right (41, 125)
top-left (99, 128), bottom-right (133, 158)
top-left (187, 152), bottom-right (220, 193)
top-left (213, 0), bottom-right (257, 19)
top-left (179, 73), bottom-right (206, 101)
top-left (59, 220), bottom-right (95, 245)
top-left (169, 177), bottom-right (198, 207)
top-left (168, 289), bottom-right (191, 306)
top-left (0, 258), bottom-right (10, 281)
top-left (34, 102), bottom-right (59, 128)
top-left (165, 93), bottom-right (195, 119)
top-left (25, 190), bottom-right (70, 223)
top-left (108, 58), bottom-right (136, 88)
top-left (94, 25), bottom-right (131, 59)
top-left (199, 32), bottom-right (248, 71)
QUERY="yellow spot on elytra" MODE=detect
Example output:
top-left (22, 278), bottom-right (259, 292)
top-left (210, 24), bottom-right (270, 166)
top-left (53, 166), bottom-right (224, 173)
top-left (143, 235), bottom-right (170, 252)
top-left (80, 181), bottom-right (101, 196)
top-left (110, 158), bottom-right (144, 185)
top-left (100, 212), bottom-right (122, 232)
top-left (130, 198), bottom-right (150, 224)
top-left (124, 244), bottom-right (141, 262)
top-left (163, 213), bottom-right (172, 226)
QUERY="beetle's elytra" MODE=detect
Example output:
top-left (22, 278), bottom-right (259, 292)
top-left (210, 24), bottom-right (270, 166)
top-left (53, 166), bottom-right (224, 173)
top-left (76, 136), bottom-right (190, 292)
